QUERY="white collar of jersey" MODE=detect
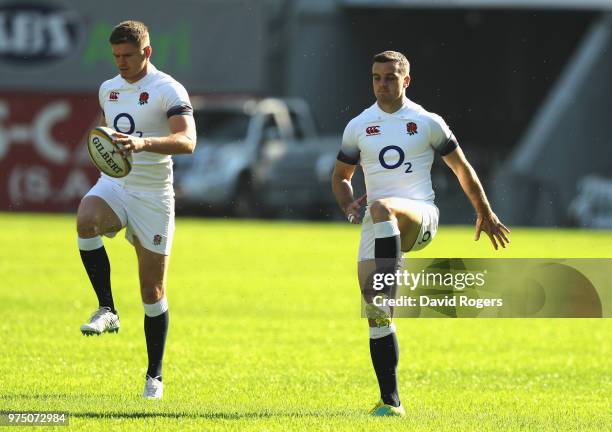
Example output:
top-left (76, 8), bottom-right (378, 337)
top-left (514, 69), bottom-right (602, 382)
top-left (119, 63), bottom-right (158, 88)
top-left (373, 98), bottom-right (421, 118)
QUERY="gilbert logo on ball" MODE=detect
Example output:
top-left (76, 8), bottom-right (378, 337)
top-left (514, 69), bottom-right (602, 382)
top-left (87, 126), bottom-right (132, 178)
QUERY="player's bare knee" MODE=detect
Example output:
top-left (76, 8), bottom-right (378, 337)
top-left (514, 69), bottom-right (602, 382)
top-left (369, 199), bottom-right (394, 222)
top-left (76, 212), bottom-right (101, 238)
top-left (77, 224), bottom-right (95, 238)
top-left (141, 284), bottom-right (165, 304)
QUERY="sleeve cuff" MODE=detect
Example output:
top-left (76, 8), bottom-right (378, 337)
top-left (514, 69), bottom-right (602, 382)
top-left (166, 104), bottom-right (193, 118)
top-left (337, 150), bottom-right (359, 165)
top-left (437, 134), bottom-right (458, 156)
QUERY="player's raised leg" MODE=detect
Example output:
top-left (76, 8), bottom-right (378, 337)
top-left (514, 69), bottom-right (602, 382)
top-left (133, 236), bottom-right (169, 400)
top-left (362, 198), bottom-right (421, 416)
top-left (77, 195), bottom-right (123, 336)
top-left (370, 198), bottom-right (422, 254)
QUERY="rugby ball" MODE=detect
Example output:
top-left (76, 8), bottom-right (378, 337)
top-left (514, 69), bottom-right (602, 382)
top-left (87, 126), bottom-right (132, 178)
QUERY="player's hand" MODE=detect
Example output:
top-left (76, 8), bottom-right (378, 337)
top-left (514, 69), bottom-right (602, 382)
top-left (475, 211), bottom-right (510, 250)
top-left (112, 132), bottom-right (147, 156)
top-left (344, 193), bottom-right (367, 224)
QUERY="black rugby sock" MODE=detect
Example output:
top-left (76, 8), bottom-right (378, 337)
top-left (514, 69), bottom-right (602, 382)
top-left (371, 232), bottom-right (401, 310)
top-left (145, 311), bottom-right (169, 380)
top-left (374, 221), bottom-right (401, 291)
top-left (79, 246), bottom-right (116, 314)
top-left (374, 235), bottom-right (400, 259)
top-left (370, 333), bottom-right (400, 407)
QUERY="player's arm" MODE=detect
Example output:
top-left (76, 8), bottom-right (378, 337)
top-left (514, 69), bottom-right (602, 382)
top-left (442, 146), bottom-right (510, 249)
top-left (332, 120), bottom-right (366, 223)
top-left (113, 114), bottom-right (196, 155)
top-left (332, 160), bottom-right (366, 224)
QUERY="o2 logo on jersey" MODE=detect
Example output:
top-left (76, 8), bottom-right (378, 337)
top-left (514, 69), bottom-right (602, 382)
top-left (379, 145), bottom-right (412, 173)
top-left (113, 113), bottom-right (143, 137)
top-left (366, 126), bottom-right (380, 136)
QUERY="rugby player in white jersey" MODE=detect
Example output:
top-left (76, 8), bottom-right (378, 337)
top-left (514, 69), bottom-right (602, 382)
top-left (332, 51), bottom-right (510, 416)
top-left (76, 21), bottom-right (196, 399)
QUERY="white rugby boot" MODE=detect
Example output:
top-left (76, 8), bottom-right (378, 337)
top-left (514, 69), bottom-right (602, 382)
top-left (80, 307), bottom-right (120, 336)
top-left (143, 376), bottom-right (163, 399)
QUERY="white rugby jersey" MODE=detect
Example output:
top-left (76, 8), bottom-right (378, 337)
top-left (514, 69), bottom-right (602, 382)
top-left (338, 98), bottom-right (457, 203)
top-left (98, 63), bottom-right (193, 192)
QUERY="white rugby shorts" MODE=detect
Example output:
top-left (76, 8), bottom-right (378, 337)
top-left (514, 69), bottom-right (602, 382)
top-left (84, 177), bottom-right (175, 255)
top-left (358, 198), bottom-right (439, 261)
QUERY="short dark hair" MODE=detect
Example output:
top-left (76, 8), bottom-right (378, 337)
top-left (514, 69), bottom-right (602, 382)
top-left (372, 50), bottom-right (410, 75)
top-left (109, 20), bottom-right (150, 47)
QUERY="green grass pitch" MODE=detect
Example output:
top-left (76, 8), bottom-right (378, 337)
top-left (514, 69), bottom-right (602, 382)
top-left (0, 212), bottom-right (610, 431)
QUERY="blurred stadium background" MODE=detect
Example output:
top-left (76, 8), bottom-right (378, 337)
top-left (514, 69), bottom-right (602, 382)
top-left (1, 0), bottom-right (611, 226)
